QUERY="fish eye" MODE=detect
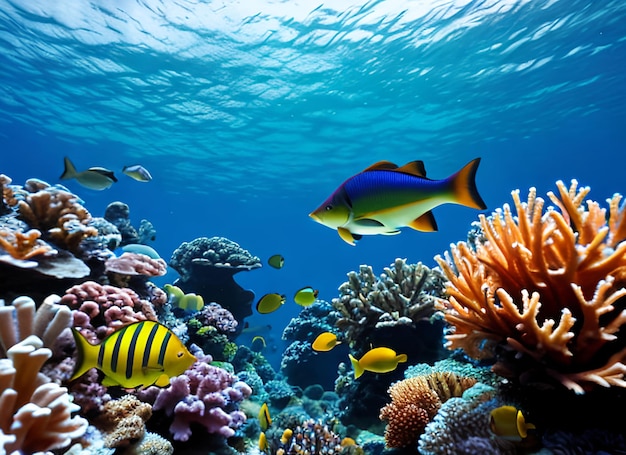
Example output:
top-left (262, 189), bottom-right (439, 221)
top-left (324, 204), bottom-right (333, 211)
top-left (177, 351), bottom-right (184, 358)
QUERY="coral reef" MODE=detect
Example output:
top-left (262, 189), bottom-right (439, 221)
top-left (145, 349), bottom-right (251, 442)
top-left (379, 371), bottom-right (477, 448)
top-left (61, 281), bottom-right (157, 342)
top-left (435, 180), bottom-right (626, 393)
top-left (95, 394), bottom-right (152, 448)
top-left (104, 201), bottom-right (140, 246)
top-left (169, 237), bottom-right (262, 323)
top-left (0, 336), bottom-right (88, 453)
top-left (332, 258), bottom-right (446, 352)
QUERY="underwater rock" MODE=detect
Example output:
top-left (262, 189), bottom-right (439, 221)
top-left (169, 237), bottom-right (261, 324)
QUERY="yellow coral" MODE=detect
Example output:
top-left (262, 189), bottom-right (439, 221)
top-left (435, 180), bottom-right (626, 393)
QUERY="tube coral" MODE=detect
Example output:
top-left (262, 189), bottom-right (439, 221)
top-left (435, 180), bottom-right (626, 393)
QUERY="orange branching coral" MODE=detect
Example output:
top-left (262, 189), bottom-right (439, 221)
top-left (0, 228), bottom-right (55, 260)
top-left (435, 180), bottom-right (626, 393)
top-left (379, 372), bottom-right (477, 448)
top-left (16, 182), bottom-right (97, 252)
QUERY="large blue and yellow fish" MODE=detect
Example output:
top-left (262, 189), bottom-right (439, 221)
top-left (309, 158), bottom-right (486, 245)
top-left (70, 320), bottom-right (196, 388)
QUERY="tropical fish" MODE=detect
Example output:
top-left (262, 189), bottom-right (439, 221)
top-left (258, 431), bottom-right (268, 451)
top-left (267, 254), bottom-right (285, 269)
top-left (241, 322), bottom-right (273, 335)
top-left (60, 156), bottom-right (117, 190)
top-left (280, 428), bottom-right (293, 445)
top-left (258, 402), bottom-right (272, 431)
top-left (349, 347), bottom-right (407, 378)
top-left (489, 405), bottom-right (536, 442)
top-left (312, 332), bottom-right (341, 352)
top-left (70, 320), bottom-right (196, 388)
top-left (164, 284), bottom-right (204, 312)
top-left (294, 286), bottom-right (319, 306)
top-left (256, 293), bottom-right (286, 314)
top-left (122, 164), bottom-right (152, 182)
top-left (309, 158), bottom-right (486, 245)
top-left (251, 335), bottom-right (266, 352)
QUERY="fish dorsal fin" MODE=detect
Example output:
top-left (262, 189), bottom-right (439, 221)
top-left (360, 161), bottom-right (398, 172)
top-left (407, 211), bottom-right (438, 232)
top-left (394, 160), bottom-right (427, 177)
top-left (88, 167), bottom-right (118, 182)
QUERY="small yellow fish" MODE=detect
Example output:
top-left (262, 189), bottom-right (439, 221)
top-left (71, 320), bottom-right (196, 388)
top-left (312, 332), bottom-right (341, 352)
top-left (267, 254), bottom-right (285, 269)
top-left (294, 286), bottom-right (319, 307)
top-left (489, 405), bottom-right (536, 442)
top-left (164, 284), bottom-right (204, 312)
top-left (349, 347), bottom-right (407, 378)
top-left (280, 428), bottom-right (293, 445)
top-left (340, 437), bottom-right (357, 447)
top-left (60, 156), bottom-right (117, 190)
top-left (256, 293), bottom-right (286, 314)
top-left (122, 164), bottom-right (152, 182)
top-left (258, 402), bottom-right (272, 431)
top-left (258, 431), bottom-right (268, 451)
top-left (251, 335), bottom-right (266, 352)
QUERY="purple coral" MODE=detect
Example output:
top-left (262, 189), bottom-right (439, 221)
top-left (196, 302), bottom-right (238, 334)
top-left (151, 351), bottom-right (251, 441)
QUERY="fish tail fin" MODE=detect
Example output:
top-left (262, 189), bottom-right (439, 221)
top-left (397, 354), bottom-right (408, 363)
top-left (449, 158), bottom-right (487, 210)
top-left (60, 156), bottom-right (77, 180)
top-left (69, 328), bottom-right (99, 381)
top-left (349, 354), bottom-right (363, 378)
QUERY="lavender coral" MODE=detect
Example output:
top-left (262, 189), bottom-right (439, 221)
top-left (435, 180), bottom-right (626, 393)
top-left (149, 350), bottom-right (251, 441)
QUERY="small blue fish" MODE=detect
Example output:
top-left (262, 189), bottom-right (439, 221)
top-left (122, 164), bottom-right (152, 182)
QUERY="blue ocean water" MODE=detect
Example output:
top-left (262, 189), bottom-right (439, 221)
top-left (1, 0), bottom-right (625, 368)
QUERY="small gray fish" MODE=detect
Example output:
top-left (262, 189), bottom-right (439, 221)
top-left (122, 164), bottom-right (152, 182)
top-left (60, 156), bottom-right (117, 190)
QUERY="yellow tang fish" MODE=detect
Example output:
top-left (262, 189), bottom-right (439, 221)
top-left (256, 293), bottom-right (286, 314)
top-left (312, 332), bottom-right (341, 352)
top-left (70, 320), bottom-right (196, 388)
top-left (60, 156), bottom-right (117, 191)
top-left (258, 402), bottom-right (272, 431)
top-left (489, 405), bottom-right (536, 442)
top-left (349, 347), bottom-right (407, 378)
top-left (267, 254), bottom-right (285, 269)
top-left (258, 431), bottom-right (268, 451)
top-left (294, 286), bottom-right (319, 307)
top-left (280, 428), bottom-right (293, 445)
top-left (310, 158), bottom-right (486, 245)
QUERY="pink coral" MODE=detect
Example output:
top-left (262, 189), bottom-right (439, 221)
top-left (60, 281), bottom-right (157, 342)
top-left (196, 302), bottom-right (238, 334)
top-left (149, 351), bottom-right (251, 441)
top-left (104, 252), bottom-right (167, 277)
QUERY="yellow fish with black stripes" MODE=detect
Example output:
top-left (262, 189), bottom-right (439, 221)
top-left (70, 320), bottom-right (196, 388)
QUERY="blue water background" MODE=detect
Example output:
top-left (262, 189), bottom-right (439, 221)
top-left (1, 0), bottom-right (625, 366)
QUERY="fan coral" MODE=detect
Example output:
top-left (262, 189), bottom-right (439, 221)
top-left (332, 258), bottom-right (445, 350)
top-left (435, 180), bottom-right (626, 393)
top-left (149, 350), bottom-right (251, 441)
top-left (379, 372), bottom-right (477, 448)
top-left (0, 336), bottom-right (88, 453)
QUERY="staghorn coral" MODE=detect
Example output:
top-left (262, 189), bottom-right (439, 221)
top-left (435, 180), bottom-right (626, 393)
top-left (0, 336), bottom-right (88, 453)
top-left (379, 372), bottom-right (477, 448)
top-left (0, 228), bottom-right (55, 260)
top-left (332, 258), bottom-right (445, 350)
